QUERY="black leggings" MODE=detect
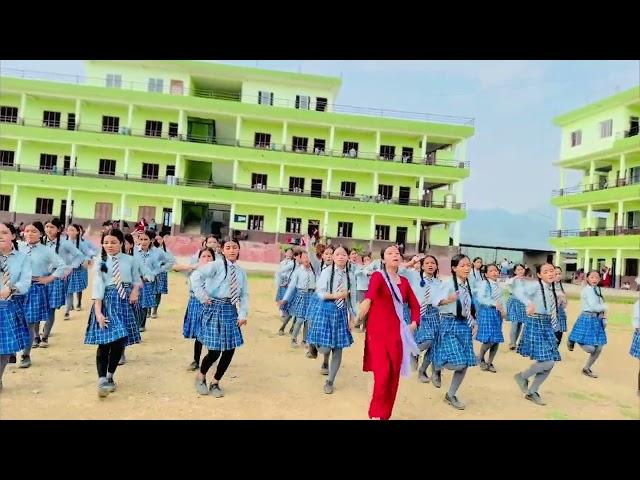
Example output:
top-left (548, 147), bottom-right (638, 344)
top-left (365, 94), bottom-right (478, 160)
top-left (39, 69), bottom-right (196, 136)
top-left (96, 338), bottom-right (126, 378)
top-left (194, 340), bottom-right (203, 364)
top-left (555, 331), bottom-right (563, 345)
top-left (200, 349), bottom-right (235, 381)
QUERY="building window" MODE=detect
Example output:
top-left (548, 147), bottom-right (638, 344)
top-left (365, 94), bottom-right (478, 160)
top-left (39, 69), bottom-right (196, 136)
top-left (625, 258), bottom-right (638, 277)
top-left (402, 147), bottom-right (413, 162)
top-left (248, 215), bottom-right (264, 231)
top-left (375, 225), bottom-right (390, 241)
top-left (600, 119), bottom-right (613, 138)
top-left (258, 91), bottom-right (274, 105)
top-left (292, 136), bottom-right (309, 153)
top-left (313, 138), bottom-right (326, 154)
top-left (0, 150), bottom-right (15, 167)
top-left (166, 165), bottom-right (176, 177)
top-left (168, 122), bottom-right (179, 138)
top-left (39, 153), bottom-right (57, 171)
top-left (316, 97), bottom-right (327, 112)
top-left (340, 181), bottom-right (356, 197)
top-left (286, 217), bottom-right (302, 234)
top-left (142, 163), bottom-right (160, 180)
top-left (99, 159), bottom-right (116, 176)
top-left (102, 116), bottom-right (120, 133)
top-left (254, 132), bottom-right (271, 148)
top-left (106, 74), bottom-right (122, 88)
top-left (145, 120), bottom-right (162, 137)
top-left (295, 95), bottom-right (310, 110)
top-left (627, 211), bottom-right (640, 229)
top-left (0, 106), bottom-right (18, 123)
top-left (251, 173), bottom-right (268, 190)
top-left (378, 184), bottom-right (393, 200)
top-left (35, 197), bottom-right (54, 215)
top-left (148, 78), bottom-right (164, 93)
top-left (570, 130), bottom-right (582, 147)
top-left (337, 222), bottom-right (353, 238)
top-left (67, 113), bottom-right (76, 131)
top-left (43, 111), bottom-right (61, 128)
top-left (379, 145), bottom-right (395, 160)
top-left (289, 177), bottom-right (305, 193)
top-left (0, 194), bottom-right (9, 211)
top-left (343, 141), bottom-right (359, 157)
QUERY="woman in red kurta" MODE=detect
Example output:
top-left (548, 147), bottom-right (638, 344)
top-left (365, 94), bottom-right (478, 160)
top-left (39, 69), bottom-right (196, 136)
top-left (358, 245), bottom-right (420, 420)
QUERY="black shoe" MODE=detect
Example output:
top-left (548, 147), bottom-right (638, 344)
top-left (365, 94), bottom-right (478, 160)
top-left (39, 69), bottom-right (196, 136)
top-left (567, 340), bottom-right (575, 352)
top-left (8, 354), bottom-right (16, 364)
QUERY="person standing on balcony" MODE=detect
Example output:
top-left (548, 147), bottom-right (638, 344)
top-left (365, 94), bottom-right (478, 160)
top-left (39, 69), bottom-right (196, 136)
top-left (629, 288), bottom-right (639, 397)
top-left (275, 248), bottom-right (298, 335)
top-left (567, 270), bottom-right (608, 378)
top-left (505, 264), bottom-right (528, 350)
top-left (476, 264), bottom-right (506, 373)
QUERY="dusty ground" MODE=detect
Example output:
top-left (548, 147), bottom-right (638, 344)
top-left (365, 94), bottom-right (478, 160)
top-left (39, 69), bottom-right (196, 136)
top-left (1, 272), bottom-right (638, 420)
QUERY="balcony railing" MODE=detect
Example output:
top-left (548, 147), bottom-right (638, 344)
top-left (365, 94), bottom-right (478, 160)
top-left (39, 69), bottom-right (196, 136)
top-left (550, 227), bottom-right (640, 237)
top-left (552, 175), bottom-right (640, 197)
top-left (0, 164), bottom-right (465, 210)
top-left (615, 128), bottom-right (639, 139)
top-left (1, 116), bottom-right (470, 169)
top-left (0, 67), bottom-right (475, 125)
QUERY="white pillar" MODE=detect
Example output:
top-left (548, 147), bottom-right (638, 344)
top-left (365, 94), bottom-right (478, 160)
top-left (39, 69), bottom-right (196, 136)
top-left (16, 139), bottom-right (23, 166)
top-left (124, 148), bottom-right (130, 177)
top-left (586, 204), bottom-right (593, 229)
top-left (178, 109), bottom-right (187, 139)
top-left (421, 134), bottom-right (427, 159)
top-left (127, 104), bottom-right (134, 130)
top-left (453, 222), bottom-right (461, 247)
top-left (229, 203), bottom-right (236, 234)
top-left (415, 218), bottom-right (421, 252)
top-left (74, 99), bottom-right (81, 130)
top-left (373, 172), bottom-right (379, 196)
top-left (119, 192), bottom-right (127, 229)
top-left (559, 167), bottom-right (565, 190)
top-left (456, 139), bottom-right (467, 162)
top-left (617, 201), bottom-right (624, 231)
top-left (619, 153), bottom-right (626, 184)
top-left (281, 121), bottom-right (287, 150)
top-left (329, 126), bottom-right (335, 153)
top-left (375, 131), bottom-right (381, 156)
top-left (175, 154), bottom-right (181, 181)
top-left (235, 117), bottom-right (242, 145)
top-left (615, 248), bottom-right (622, 288)
top-left (66, 189), bottom-right (73, 224)
top-left (418, 177), bottom-right (424, 203)
top-left (370, 214), bottom-right (376, 252)
top-left (327, 168), bottom-right (333, 193)
top-left (11, 184), bottom-right (18, 212)
top-left (589, 160), bottom-right (595, 187)
top-left (171, 197), bottom-right (178, 234)
top-left (70, 144), bottom-right (77, 171)
top-left (556, 207), bottom-right (563, 230)
top-left (555, 250), bottom-right (561, 264)
top-left (275, 206), bottom-right (282, 243)
top-left (279, 164), bottom-right (285, 190)
top-left (323, 210), bottom-right (329, 238)
top-left (233, 159), bottom-right (238, 186)
top-left (20, 94), bottom-right (26, 123)
top-left (584, 248), bottom-right (590, 272)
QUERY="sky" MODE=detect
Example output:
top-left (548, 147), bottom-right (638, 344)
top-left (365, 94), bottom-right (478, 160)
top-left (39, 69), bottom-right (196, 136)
top-left (3, 59), bottom-right (639, 214)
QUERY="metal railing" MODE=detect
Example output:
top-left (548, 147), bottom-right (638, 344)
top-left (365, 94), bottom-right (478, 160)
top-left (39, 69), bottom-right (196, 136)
top-left (549, 227), bottom-right (640, 237)
top-left (1, 116), bottom-right (470, 169)
top-left (0, 67), bottom-right (475, 126)
top-left (552, 175), bottom-right (640, 196)
top-left (0, 163), bottom-right (465, 210)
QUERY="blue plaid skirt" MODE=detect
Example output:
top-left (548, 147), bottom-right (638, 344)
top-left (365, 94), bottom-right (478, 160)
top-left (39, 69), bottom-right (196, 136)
top-left (47, 277), bottom-right (66, 309)
top-left (568, 312), bottom-right (607, 346)
top-left (198, 298), bottom-right (244, 351)
top-left (415, 306), bottom-right (440, 344)
top-left (403, 303), bottom-right (412, 325)
top-left (506, 296), bottom-right (526, 323)
top-left (288, 289), bottom-right (315, 320)
top-left (307, 299), bottom-right (353, 350)
top-left (182, 294), bottom-right (203, 339)
top-left (476, 306), bottom-right (504, 344)
top-left (0, 300), bottom-right (21, 355)
top-left (65, 266), bottom-right (87, 294)
top-left (630, 331), bottom-right (640, 359)
top-left (24, 281), bottom-right (50, 324)
top-left (433, 315), bottom-right (477, 369)
top-left (140, 280), bottom-right (157, 309)
top-left (10, 295), bottom-right (31, 350)
top-left (557, 305), bottom-right (568, 332)
top-left (84, 286), bottom-right (140, 346)
top-left (156, 271), bottom-right (169, 295)
top-left (132, 301), bottom-right (145, 329)
top-left (517, 314), bottom-right (561, 362)
top-left (276, 285), bottom-right (291, 316)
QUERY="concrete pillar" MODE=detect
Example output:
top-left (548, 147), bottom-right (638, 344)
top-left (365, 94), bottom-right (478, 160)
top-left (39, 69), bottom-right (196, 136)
top-left (235, 117), bottom-right (242, 145)
top-left (375, 130), bottom-right (381, 156)
top-left (127, 104), bottom-right (134, 130)
top-left (275, 206), bottom-right (282, 243)
top-left (74, 99), bottom-right (81, 130)
top-left (233, 159), bottom-right (238, 186)
top-left (20, 94), bottom-right (27, 124)
top-left (124, 148), bottom-right (130, 178)
top-left (421, 134), bottom-right (427, 159)
top-left (279, 164), bottom-right (285, 191)
top-left (281, 121), bottom-right (287, 149)
top-left (178, 109), bottom-right (187, 139)
top-left (66, 189), bottom-right (72, 224)
top-left (329, 126), bottom-right (335, 153)
top-left (415, 218), bottom-right (421, 252)
top-left (171, 197), bottom-right (178, 235)
top-left (619, 153), bottom-right (626, 184)
top-left (614, 248), bottom-right (622, 288)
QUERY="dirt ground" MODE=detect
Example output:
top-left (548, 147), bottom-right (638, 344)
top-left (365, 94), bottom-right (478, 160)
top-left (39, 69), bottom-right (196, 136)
top-left (1, 273), bottom-right (638, 420)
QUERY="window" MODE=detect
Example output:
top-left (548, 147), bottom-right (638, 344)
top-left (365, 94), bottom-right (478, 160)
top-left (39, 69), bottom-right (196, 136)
top-left (102, 115), bottom-right (120, 133)
top-left (43, 111), bottom-right (61, 128)
top-left (0, 194), bottom-right (9, 211)
top-left (375, 224), bottom-right (390, 241)
top-left (168, 122), bottom-right (179, 138)
top-left (625, 258), bottom-right (638, 277)
top-left (289, 176), bottom-right (305, 193)
top-left (316, 97), bottom-right (327, 112)
top-left (67, 113), bottom-right (76, 131)
top-left (313, 138), bottom-right (326, 154)
top-left (148, 78), bottom-right (164, 93)
top-left (98, 159), bottom-right (116, 176)
top-left (378, 184), bottom-right (393, 200)
top-left (600, 119), bottom-right (613, 138)
top-left (286, 217), bottom-right (302, 234)
top-left (340, 181), bottom-right (356, 197)
top-left (166, 165), bottom-right (176, 177)
top-left (337, 222), bottom-right (353, 238)
top-left (142, 163), bottom-right (160, 180)
top-left (35, 198), bottom-right (54, 215)
top-left (0, 106), bottom-right (18, 123)
top-left (295, 95), bottom-right (310, 110)
top-left (292, 136), bottom-right (309, 153)
top-left (251, 173), bottom-right (268, 189)
top-left (258, 91), bottom-right (274, 105)
top-left (39, 153), bottom-right (57, 171)
top-left (342, 141), bottom-right (359, 157)
top-left (379, 145), bottom-right (395, 160)
top-left (0, 150), bottom-right (15, 167)
top-left (106, 74), bottom-right (122, 88)
top-left (402, 147), bottom-right (413, 162)
top-left (627, 211), bottom-right (640, 229)
top-left (254, 132), bottom-right (271, 148)
top-left (570, 130), bottom-right (582, 147)
top-left (145, 120), bottom-right (162, 137)
top-left (248, 215), bottom-right (264, 231)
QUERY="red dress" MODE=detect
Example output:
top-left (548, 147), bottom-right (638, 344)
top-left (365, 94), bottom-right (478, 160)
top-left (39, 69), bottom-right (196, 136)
top-left (363, 271), bottom-right (420, 420)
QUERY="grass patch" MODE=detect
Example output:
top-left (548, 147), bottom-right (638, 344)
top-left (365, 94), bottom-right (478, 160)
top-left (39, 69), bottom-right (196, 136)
top-left (619, 406), bottom-right (639, 419)
top-left (565, 294), bottom-right (637, 305)
top-left (568, 391), bottom-right (589, 401)
top-left (248, 271), bottom-right (276, 279)
top-left (605, 312), bottom-right (633, 326)
top-left (545, 410), bottom-right (569, 420)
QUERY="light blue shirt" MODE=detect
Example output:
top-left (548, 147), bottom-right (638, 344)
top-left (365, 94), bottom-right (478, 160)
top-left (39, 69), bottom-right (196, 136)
top-left (432, 276), bottom-right (475, 325)
top-left (156, 247), bottom-right (176, 273)
top-left (275, 259), bottom-right (297, 287)
top-left (468, 269), bottom-right (484, 295)
top-left (400, 268), bottom-right (441, 307)
top-left (632, 300), bottom-right (639, 329)
top-left (45, 237), bottom-right (84, 269)
top-left (477, 279), bottom-right (503, 307)
top-left (505, 277), bottom-right (527, 300)
top-left (191, 258), bottom-right (249, 319)
top-left (316, 265), bottom-right (358, 315)
top-left (513, 280), bottom-right (559, 316)
top-left (134, 248), bottom-right (163, 281)
top-left (580, 286), bottom-right (607, 313)
top-left (1, 249), bottom-right (32, 295)
top-left (283, 266), bottom-right (317, 302)
top-left (91, 253), bottom-right (143, 300)
top-left (18, 242), bottom-right (65, 278)
top-left (66, 237), bottom-right (98, 262)
top-left (354, 261), bottom-right (379, 291)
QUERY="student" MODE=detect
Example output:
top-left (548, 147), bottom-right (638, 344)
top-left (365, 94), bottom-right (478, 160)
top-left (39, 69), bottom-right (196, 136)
top-left (278, 251), bottom-right (316, 348)
top-left (275, 248), bottom-right (297, 334)
top-left (355, 253), bottom-right (376, 333)
top-left (553, 266), bottom-right (568, 345)
top-left (150, 231), bottom-right (176, 319)
top-left (567, 270), bottom-right (608, 378)
top-left (63, 224), bottom-right (97, 319)
top-left (305, 243), bottom-right (334, 359)
top-left (476, 264), bottom-right (505, 372)
top-left (630, 287), bottom-right (639, 397)
top-left (84, 228), bottom-right (142, 397)
top-left (505, 264), bottom-right (527, 349)
top-left (192, 239), bottom-right (248, 398)
top-left (133, 230), bottom-right (162, 332)
top-left (468, 256), bottom-right (484, 308)
top-left (512, 263), bottom-right (562, 406)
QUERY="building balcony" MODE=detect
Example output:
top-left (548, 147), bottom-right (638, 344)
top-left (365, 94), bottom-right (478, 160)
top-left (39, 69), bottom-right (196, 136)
top-left (549, 227), bottom-right (640, 250)
top-left (551, 175), bottom-right (640, 208)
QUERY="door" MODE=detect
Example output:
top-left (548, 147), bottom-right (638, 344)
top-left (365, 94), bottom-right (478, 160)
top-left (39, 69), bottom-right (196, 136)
top-left (611, 257), bottom-right (617, 288)
top-left (59, 200), bottom-right (67, 224)
top-left (630, 116), bottom-right (639, 136)
top-left (137, 206), bottom-right (156, 225)
top-left (419, 222), bottom-right (429, 252)
top-left (396, 227), bottom-right (407, 250)
top-left (308, 219), bottom-right (320, 236)
top-left (63, 155), bottom-right (71, 175)
top-left (170, 80), bottom-right (184, 95)
top-left (398, 186), bottom-right (411, 205)
top-left (94, 202), bottom-right (113, 220)
top-left (310, 179), bottom-right (323, 198)
top-left (162, 208), bottom-right (172, 233)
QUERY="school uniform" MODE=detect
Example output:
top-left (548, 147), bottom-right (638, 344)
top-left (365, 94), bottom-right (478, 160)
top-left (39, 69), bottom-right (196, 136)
top-left (0, 250), bottom-right (32, 355)
top-left (65, 237), bottom-right (98, 295)
top-left (154, 247), bottom-right (176, 295)
top-left (133, 248), bottom-right (162, 309)
top-left (182, 271), bottom-right (204, 339)
top-left (400, 269), bottom-right (441, 346)
top-left (469, 269), bottom-right (483, 310)
top-left (275, 258), bottom-right (296, 317)
top-left (568, 286), bottom-right (607, 347)
top-left (554, 282), bottom-right (568, 332)
top-left (44, 238), bottom-right (84, 309)
top-left (505, 278), bottom-right (527, 323)
top-left (283, 266), bottom-right (317, 321)
top-left (476, 279), bottom-right (505, 344)
top-left (630, 301), bottom-right (640, 359)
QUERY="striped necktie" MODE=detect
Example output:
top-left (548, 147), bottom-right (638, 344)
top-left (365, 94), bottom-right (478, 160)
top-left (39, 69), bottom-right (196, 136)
top-left (420, 279), bottom-right (431, 316)
top-left (335, 270), bottom-right (345, 309)
top-left (491, 281), bottom-right (501, 305)
top-left (26, 244), bottom-right (34, 255)
top-left (229, 263), bottom-right (239, 306)
top-left (111, 256), bottom-right (127, 299)
top-left (303, 270), bottom-right (311, 290)
top-left (545, 285), bottom-right (558, 330)
top-left (0, 255), bottom-right (8, 288)
top-left (461, 283), bottom-right (473, 325)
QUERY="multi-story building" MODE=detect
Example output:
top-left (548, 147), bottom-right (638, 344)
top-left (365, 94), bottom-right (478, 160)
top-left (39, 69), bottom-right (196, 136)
top-left (550, 85), bottom-right (640, 287)
top-left (0, 60), bottom-right (473, 254)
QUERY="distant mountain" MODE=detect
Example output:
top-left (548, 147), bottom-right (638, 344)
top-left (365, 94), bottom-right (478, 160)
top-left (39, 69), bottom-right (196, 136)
top-left (460, 205), bottom-right (579, 251)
